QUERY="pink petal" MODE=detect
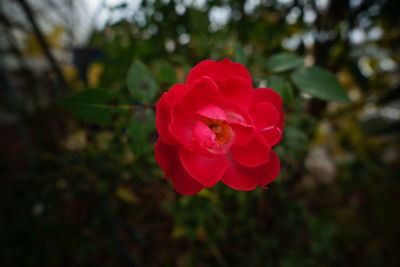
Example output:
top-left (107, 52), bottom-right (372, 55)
top-left (249, 102), bottom-right (280, 130)
top-left (155, 139), bottom-right (204, 195)
top-left (196, 104), bottom-right (227, 121)
top-left (261, 127), bottom-right (282, 147)
top-left (230, 122), bottom-right (254, 145)
top-left (192, 120), bottom-right (230, 156)
top-left (258, 150), bottom-right (280, 188)
top-left (180, 148), bottom-right (228, 187)
top-left (192, 120), bottom-right (217, 147)
top-left (230, 134), bottom-right (271, 167)
top-left (220, 77), bottom-right (253, 109)
top-left (186, 58), bottom-right (252, 86)
top-left (156, 83), bottom-right (188, 145)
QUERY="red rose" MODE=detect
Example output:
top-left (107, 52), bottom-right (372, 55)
top-left (155, 59), bottom-right (284, 195)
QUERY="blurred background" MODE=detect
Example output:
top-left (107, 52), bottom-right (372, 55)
top-left (1, 0), bottom-right (400, 266)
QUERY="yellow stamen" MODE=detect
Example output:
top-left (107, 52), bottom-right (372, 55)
top-left (203, 118), bottom-right (233, 145)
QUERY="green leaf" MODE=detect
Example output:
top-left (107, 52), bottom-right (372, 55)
top-left (127, 60), bottom-right (157, 104)
top-left (156, 62), bottom-right (177, 88)
top-left (234, 43), bottom-right (247, 65)
top-left (127, 109), bottom-right (155, 156)
top-left (266, 75), bottom-right (294, 104)
top-left (291, 66), bottom-right (350, 102)
top-left (266, 53), bottom-right (304, 72)
top-left (60, 89), bottom-right (129, 124)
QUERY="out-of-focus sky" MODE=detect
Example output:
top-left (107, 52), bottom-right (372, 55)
top-left (84, 0), bottom-right (142, 30)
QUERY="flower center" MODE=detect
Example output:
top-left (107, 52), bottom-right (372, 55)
top-left (204, 118), bottom-right (233, 145)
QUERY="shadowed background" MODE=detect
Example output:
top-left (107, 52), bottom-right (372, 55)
top-left (1, 0), bottom-right (400, 266)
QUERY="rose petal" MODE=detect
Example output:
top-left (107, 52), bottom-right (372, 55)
top-left (172, 169), bottom-right (205, 195)
top-left (220, 77), bottom-right (253, 109)
top-left (220, 161), bottom-right (258, 191)
top-left (230, 134), bottom-right (271, 167)
top-left (249, 102), bottom-right (280, 130)
top-left (253, 88), bottom-right (283, 108)
top-left (192, 120), bottom-right (217, 146)
top-left (156, 83), bottom-right (188, 145)
top-left (164, 83), bottom-right (188, 103)
top-left (169, 104), bottom-right (197, 151)
top-left (180, 148), bottom-right (228, 187)
top-left (253, 88), bottom-right (285, 132)
top-left (277, 119), bottom-right (285, 133)
top-left (181, 76), bottom-right (220, 111)
top-left (155, 139), bottom-right (204, 195)
top-left (169, 77), bottom-right (221, 150)
top-left (186, 58), bottom-right (252, 86)
top-left (230, 122), bottom-right (254, 145)
top-left (192, 120), bottom-right (229, 156)
top-left (261, 127), bottom-right (282, 147)
top-left (223, 101), bottom-right (253, 125)
top-left (258, 150), bottom-right (280, 188)
top-left (221, 151), bottom-right (279, 191)
top-left (196, 104), bottom-right (227, 121)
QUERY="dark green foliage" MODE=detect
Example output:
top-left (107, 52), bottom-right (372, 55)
top-left (291, 66), bottom-right (350, 102)
top-left (234, 43), bottom-right (248, 65)
top-left (127, 109), bottom-right (155, 156)
top-left (266, 53), bottom-right (304, 73)
top-left (155, 61), bottom-right (177, 89)
top-left (127, 60), bottom-right (158, 104)
top-left (60, 89), bottom-right (129, 124)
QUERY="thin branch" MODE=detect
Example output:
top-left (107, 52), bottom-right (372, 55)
top-left (16, 0), bottom-right (68, 92)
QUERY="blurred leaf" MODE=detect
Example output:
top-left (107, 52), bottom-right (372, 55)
top-left (127, 108), bottom-right (155, 156)
top-left (60, 89), bottom-right (129, 124)
top-left (156, 62), bottom-right (177, 88)
top-left (116, 186), bottom-right (138, 203)
top-left (291, 66), bottom-right (350, 102)
top-left (172, 225), bottom-right (187, 239)
top-left (198, 189), bottom-right (218, 202)
top-left (127, 60), bottom-right (157, 103)
top-left (87, 63), bottom-right (104, 88)
top-left (266, 75), bottom-right (294, 104)
top-left (234, 43), bottom-right (248, 65)
top-left (266, 53), bottom-right (304, 72)
top-left (188, 9), bottom-right (209, 34)
top-left (284, 124), bottom-right (309, 158)
top-left (24, 25), bottom-right (64, 55)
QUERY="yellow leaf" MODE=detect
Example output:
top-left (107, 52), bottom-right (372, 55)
top-left (62, 130), bottom-right (87, 151)
top-left (23, 25), bottom-right (64, 56)
top-left (172, 225), bottom-right (186, 239)
top-left (88, 63), bottom-right (104, 88)
top-left (116, 187), bottom-right (138, 203)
